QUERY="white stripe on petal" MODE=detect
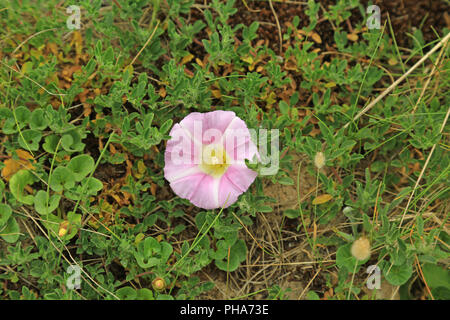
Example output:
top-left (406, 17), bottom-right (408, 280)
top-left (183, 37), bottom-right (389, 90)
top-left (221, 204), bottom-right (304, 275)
top-left (213, 177), bottom-right (220, 208)
top-left (167, 166), bottom-right (203, 183)
top-left (220, 116), bottom-right (239, 144)
top-left (179, 124), bottom-right (203, 148)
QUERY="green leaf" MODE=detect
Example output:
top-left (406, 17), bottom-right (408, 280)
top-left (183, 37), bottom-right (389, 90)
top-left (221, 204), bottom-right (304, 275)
top-left (14, 106), bottom-right (31, 124)
top-left (116, 287), bottom-right (137, 300)
top-left (160, 119), bottom-right (173, 134)
top-left (34, 190), bottom-right (61, 215)
top-left (0, 204), bottom-right (12, 227)
top-left (9, 169), bottom-right (35, 205)
top-left (134, 237), bottom-right (173, 268)
top-left (431, 287), bottom-right (450, 300)
top-left (18, 129), bottom-right (42, 151)
top-left (81, 177), bottom-right (103, 195)
top-left (136, 288), bottom-right (154, 300)
top-left (67, 154), bottom-right (95, 181)
top-left (43, 135), bottom-right (60, 154)
top-left (215, 239), bottom-right (247, 272)
top-left (31, 214), bottom-right (57, 241)
top-left (336, 243), bottom-right (366, 272)
top-left (284, 209), bottom-right (300, 219)
top-left (50, 167), bottom-right (76, 192)
top-left (422, 264), bottom-right (450, 289)
top-left (382, 261), bottom-right (413, 286)
top-left (306, 290), bottom-right (320, 300)
top-left (65, 211), bottom-right (82, 240)
top-left (278, 176), bottom-right (294, 185)
top-left (0, 217), bottom-right (20, 243)
top-left (60, 130), bottom-right (85, 152)
top-left (29, 108), bottom-right (48, 130)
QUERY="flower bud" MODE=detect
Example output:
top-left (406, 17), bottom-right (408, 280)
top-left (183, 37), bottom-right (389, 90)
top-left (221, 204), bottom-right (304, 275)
top-left (152, 277), bottom-right (165, 291)
top-left (58, 221), bottom-right (69, 237)
top-left (351, 236), bottom-right (371, 261)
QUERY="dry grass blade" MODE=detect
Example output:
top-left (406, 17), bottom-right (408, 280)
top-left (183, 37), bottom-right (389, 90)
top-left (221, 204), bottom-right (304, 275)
top-left (343, 31), bottom-right (450, 130)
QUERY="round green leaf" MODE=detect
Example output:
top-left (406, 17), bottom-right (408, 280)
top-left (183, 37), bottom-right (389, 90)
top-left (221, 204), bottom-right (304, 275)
top-left (336, 243), bottom-right (367, 272)
top-left (29, 108), bottom-right (48, 130)
top-left (43, 135), bottom-right (60, 154)
top-left (215, 239), bottom-right (247, 272)
top-left (82, 177), bottom-right (103, 195)
top-left (116, 287), bottom-right (137, 300)
top-left (382, 261), bottom-right (413, 286)
top-left (14, 106), bottom-right (31, 123)
top-left (9, 169), bottom-right (35, 205)
top-left (0, 203), bottom-right (12, 227)
top-left (68, 154), bottom-right (95, 181)
top-left (61, 130), bottom-right (85, 152)
top-left (34, 190), bottom-right (61, 215)
top-left (18, 129), bottom-right (42, 151)
top-left (50, 166), bottom-right (75, 192)
top-left (422, 263), bottom-right (450, 289)
top-left (1, 217), bottom-right (20, 243)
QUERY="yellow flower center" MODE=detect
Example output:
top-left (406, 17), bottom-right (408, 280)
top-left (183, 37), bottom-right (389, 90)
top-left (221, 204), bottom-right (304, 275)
top-left (199, 144), bottom-right (230, 178)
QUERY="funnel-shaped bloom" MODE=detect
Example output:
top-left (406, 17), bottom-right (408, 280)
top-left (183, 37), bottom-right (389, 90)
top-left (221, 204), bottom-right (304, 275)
top-left (164, 110), bottom-right (258, 209)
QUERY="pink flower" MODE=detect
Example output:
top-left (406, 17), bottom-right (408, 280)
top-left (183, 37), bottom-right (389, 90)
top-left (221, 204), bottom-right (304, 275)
top-left (164, 110), bottom-right (258, 209)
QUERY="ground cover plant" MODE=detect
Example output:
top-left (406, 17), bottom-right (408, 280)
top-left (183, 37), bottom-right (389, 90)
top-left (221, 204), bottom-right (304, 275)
top-left (0, 0), bottom-right (449, 300)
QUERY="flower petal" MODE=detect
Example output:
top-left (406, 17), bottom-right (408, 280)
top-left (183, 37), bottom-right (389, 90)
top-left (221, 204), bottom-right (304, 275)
top-left (170, 173), bottom-right (219, 209)
top-left (178, 111), bottom-right (237, 145)
top-left (222, 117), bottom-right (258, 164)
top-left (218, 164), bottom-right (257, 207)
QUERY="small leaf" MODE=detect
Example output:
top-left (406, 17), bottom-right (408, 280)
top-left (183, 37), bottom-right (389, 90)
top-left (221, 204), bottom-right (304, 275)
top-left (336, 243), bottom-right (366, 272)
top-left (312, 194), bottom-right (333, 205)
top-left (382, 261), bottom-right (413, 286)
top-left (67, 154), bottom-right (95, 181)
top-left (34, 190), bottom-right (61, 215)
top-left (284, 209), bottom-right (300, 219)
top-left (116, 287), bottom-right (137, 300)
top-left (82, 177), bottom-right (103, 195)
top-left (422, 264), bottom-right (450, 289)
top-left (29, 108), bottom-right (48, 130)
top-left (14, 106), bottom-right (31, 124)
top-left (306, 291), bottom-right (320, 300)
top-left (43, 135), bottom-right (60, 154)
top-left (215, 239), bottom-right (247, 272)
top-left (1, 150), bottom-right (35, 181)
top-left (278, 176), bottom-right (294, 185)
top-left (18, 129), bottom-right (42, 151)
top-left (50, 167), bottom-right (75, 192)
top-left (0, 217), bottom-right (20, 243)
top-left (0, 203), bottom-right (12, 227)
top-left (160, 119), bottom-right (173, 134)
top-left (9, 169), bottom-right (35, 205)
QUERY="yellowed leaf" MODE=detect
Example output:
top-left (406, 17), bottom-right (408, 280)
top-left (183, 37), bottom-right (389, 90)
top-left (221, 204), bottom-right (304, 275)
top-left (211, 89), bottom-right (222, 99)
top-left (310, 31), bottom-right (322, 44)
top-left (347, 33), bottom-right (358, 42)
top-left (137, 160), bottom-right (146, 174)
top-left (181, 53), bottom-right (194, 65)
top-left (159, 86), bottom-right (166, 98)
top-left (21, 61), bottom-right (34, 74)
top-left (241, 55), bottom-right (254, 65)
top-left (1, 150), bottom-right (35, 181)
top-left (388, 58), bottom-right (398, 66)
top-left (312, 194), bottom-right (333, 205)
